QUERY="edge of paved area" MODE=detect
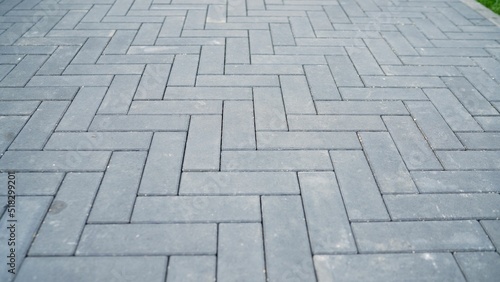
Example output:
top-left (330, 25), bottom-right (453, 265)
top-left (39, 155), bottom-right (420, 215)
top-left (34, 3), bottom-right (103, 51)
top-left (461, 0), bottom-right (500, 26)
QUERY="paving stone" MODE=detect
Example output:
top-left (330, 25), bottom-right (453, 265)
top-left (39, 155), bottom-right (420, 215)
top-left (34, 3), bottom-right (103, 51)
top-left (280, 75), bottom-right (315, 114)
top-left (481, 221), bottom-right (500, 249)
top-left (132, 23), bottom-right (161, 45)
top-left (198, 46), bottom-right (224, 74)
top-left (45, 132), bottom-right (152, 151)
top-left (139, 132), bottom-right (186, 195)
top-left (362, 76), bottom-right (445, 88)
top-left (98, 54), bottom-right (174, 64)
top-left (64, 64), bottom-right (144, 75)
top-left (262, 196), bottom-right (316, 281)
top-left (218, 223), bottom-right (266, 282)
top-left (222, 150), bottom-right (332, 171)
top-left (168, 54), bottom-right (199, 86)
top-left (316, 101), bottom-right (407, 115)
top-left (222, 101), bottom-right (255, 150)
top-left (10, 101), bottom-right (68, 150)
top-left (0, 116), bottom-right (28, 154)
top-left (455, 252), bottom-right (500, 282)
top-left (56, 87), bottom-right (106, 131)
top-left (180, 172), bottom-right (299, 195)
top-left (29, 173), bottom-right (102, 256)
top-left (383, 116), bottom-right (442, 170)
top-left (270, 23), bottom-right (295, 45)
top-left (288, 115), bottom-right (386, 131)
top-left (457, 132), bottom-right (500, 149)
top-left (27, 75), bottom-right (113, 87)
top-left (399, 56), bottom-right (476, 66)
top-left (253, 87), bottom-right (288, 131)
top-left (16, 257), bottom-right (168, 282)
top-left (252, 55), bottom-right (326, 64)
top-left (382, 65), bottom-right (460, 76)
top-left (352, 221), bottom-right (494, 253)
top-left (304, 65), bottom-right (341, 100)
top-left (183, 115), bottom-right (222, 171)
top-left (397, 25), bottom-right (433, 48)
top-left (197, 75), bottom-right (279, 87)
top-left (88, 152), bottom-right (146, 223)
top-left (76, 224), bottom-right (217, 255)
top-left (476, 116), bottom-right (500, 131)
top-left (437, 151), bottom-right (500, 170)
top-left (72, 38), bottom-right (109, 64)
top-left (411, 170), bottom-right (500, 193)
top-left (164, 87), bottom-right (252, 100)
top-left (314, 253), bottom-right (465, 282)
top-left (257, 132), bottom-right (360, 150)
top-left (385, 193), bottom-right (500, 220)
top-left (167, 256), bottom-right (215, 282)
top-left (360, 132), bottom-right (418, 194)
top-left (473, 57), bottom-right (500, 82)
top-left (340, 88), bottom-right (427, 100)
top-left (459, 66), bottom-right (500, 101)
top-left (330, 151), bottom-right (390, 221)
top-left (0, 172), bottom-right (63, 196)
top-left (346, 46), bottom-right (383, 75)
top-left (0, 196), bottom-right (52, 282)
top-left (226, 38), bottom-right (249, 64)
top-left (134, 64), bottom-right (171, 100)
top-left (442, 77), bottom-right (498, 116)
top-left (98, 75), bottom-right (141, 114)
top-left (381, 31), bottom-right (418, 56)
top-left (129, 100), bottom-right (222, 115)
top-left (132, 196), bottom-right (260, 223)
top-left (0, 55), bottom-right (47, 87)
top-left (299, 172), bottom-right (357, 254)
top-left (225, 64), bottom-right (303, 75)
top-left (89, 115), bottom-right (189, 131)
top-left (326, 55), bottom-right (363, 87)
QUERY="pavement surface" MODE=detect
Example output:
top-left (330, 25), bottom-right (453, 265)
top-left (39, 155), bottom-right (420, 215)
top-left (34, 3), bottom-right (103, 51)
top-left (0, 0), bottom-right (500, 281)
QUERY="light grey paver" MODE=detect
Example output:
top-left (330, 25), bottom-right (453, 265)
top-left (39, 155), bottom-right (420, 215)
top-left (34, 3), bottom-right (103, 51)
top-left (222, 101), bottom-right (256, 150)
top-left (98, 75), bottom-right (141, 114)
top-left (253, 87), bottom-right (288, 131)
top-left (134, 64), bottom-right (171, 100)
top-left (455, 252), bottom-right (500, 282)
top-left (304, 65), bottom-right (341, 100)
top-left (0, 116), bottom-right (28, 154)
top-left (412, 171), bottom-right (500, 193)
top-left (183, 115), bottom-right (222, 171)
top-left (340, 88), bottom-right (427, 101)
top-left (167, 256), bottom-right (216, 282)
top-left (257, 132), bottom-right (360, 150)
top-left (45, 132), bottom-right (152, 151)
top-left (56, 87), bottom-right (107, 131)
top-left (288, 115), bottom-right (386, 131)
top-left (481, 221), bottom-right (500, 249)
top-left (0, 173), bottom-right (63, 196)
top-left (458, 132), bottom-right (500, 149)
top-left (437, 151), bottom-right (500, 170)
top-left (316, 101), bottom-right (407, 115)
top-left (326, 55), bottom-right (363, 87)
top-left (89, 115), bottom-right (189, 131)
top-left (129, 100), bottom-right (222, 115)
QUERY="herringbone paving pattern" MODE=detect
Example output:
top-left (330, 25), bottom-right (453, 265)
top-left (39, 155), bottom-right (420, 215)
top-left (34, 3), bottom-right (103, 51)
top-left (0, 0), bottom-right (500, 281)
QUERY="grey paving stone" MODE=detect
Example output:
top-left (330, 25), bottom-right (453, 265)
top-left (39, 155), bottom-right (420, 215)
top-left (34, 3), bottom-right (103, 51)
top-left (323, 5), bottom-right (350, 23)
top-left (88, 151), bottom-right (146, 223)
top-left (399, 56), bottom-right (476, 66)
top-left (352, 221), bottom-right (494, 253)
top-left (250, 29), bottom-right (273, 54)
top-left (37, 46), bottom-right (80, 75)
top-left (288, 115), bottom-right (386, 131)
top-left (134, 64), bottom-right (171, 100)
top-left (168, 54), bottom-right (199, 86)
top-left (262, 196), bottom-right (316, 281)
top-left (180, 172), bottom-right (299, 195)
top-left (167, 256), bottom-right (216, 282)
top-left (299, 172), bottom-right (357, 254)
top-left (27, 75), bottom-right (113, 87)
top-left (132, 196), bottom-right (260, 223)
top-left (225, 64), bottom-right (303, 75)
top-left (314, 253), bottom-right (465, 282)
top-left (253, 87), bottom-right (288, 131)
top-left (270, 23), bottom-right (295, 45)
top-left (64, 64), bottom-right (144, 75)
top-left (458, 133), bottom-right (500, 149)
top-left (481, 221), bottom-right (500, 249)
top-left (405, 101), bottom-right (463, 150)
top-left (383, 116), bottom-right (442, 170)
top-left (129, 100), bottom-right (222, 115)
top-left (360, 132), bottom-right (418, 194)
top-left (10, 101), bottom-right (68, 150)
top-left (218, 223), bottom-right (266, 282)
top-left (424, 89), bottom-right (482, 132)
top-left (381, 31), bottom-right (418, 56)
top-left (0, 196), bottom-right (52, 282)
top-left (183, 115), bottom-right (222, 171)
top-left (226, 37), bottom-right (249, 64)
top-left (0, 116), bottom-right (28, 154)
top-left (222, 101), bottom-right (255, 150)
top-left (89, 115), bottom-right (189, 131)
top-left (132, 23), bottom-right (161, 45)
top-left (56, 87), bottom-right (106, 131)
top-left (45, 132), bottom-right (152, 151)
top-left (0, 172), bottom-right (63, 196)
top-left (139, 132), bottom-right (186, 196)
top-left (382, 65), bottom-right (460, 76)
top-left (459, 66), bottom-right (500, 101)
top-left (159, 17), bottom-right (184, 37)
top-left (363, 76), bottom-right (445, 88)
top-left (29, 173), bottom-right (102, 256)
top-left (206, 4), bottom-right (226, 23)
top-left (222, 150), bottom-right (333, 171)
top-left (473, 57), bottom-right (500, 82)
top-left (455, 252), bottom-right (500, 282)
top-left (16, 257), bottom-right (168, 282)
top-left (476, 116), bottom-right (500, 131)
top-left (164, 87), bottom-right (252, 100)
top-left (412, 171), bottom-right (500, 193)
top-left (257, 132), bottom-right (360, 150)
top-left (360, 39), bottom-right (401, 65)
top-left (252, 55), bottom-right (326, 64)
top-left (308, 11), bottom-right (334, 31)
top-left (103, 30), bottom-right (137, 55)
top-left (197, 75), bottom-right (279, 87)
top-left (0, 46), bottom-right (56, 55)
top-left (0, 55), bottom-right (47, 87)
top-left (326, 55), bottom-right (363, 87)
top-left (340, 87), bottom-right (427, 100)
top-left (98, 75), bottom-right (140, 114)
top-left (437, 151), bottom-right (500, 170)
top-left (290, 16), bottom-right (315, 37)
top-left (398, 25), bottom-right (433, 48)
top-left (316, 101), bottom-right (407, 115)
top-left (346, 46), bottom-right (383, 75)
top-left (76, 224), bottom-right (217, 255)
top-left (330, 151), bottom-right (390, 221)
top-left (98, 54), bottom-right (174, 64)
top-left (280, 75), bottom-right (315, 114)
top-left (72, 38), bottom-right (109, 64)
top-left (385, 193), bottom-right (500, 220)
top-left (442, 77), bottom-right (498, 116)
top-left (304, 65), bottom-right (341, 100)
top-left (198, 46), bottom-right (224, 75)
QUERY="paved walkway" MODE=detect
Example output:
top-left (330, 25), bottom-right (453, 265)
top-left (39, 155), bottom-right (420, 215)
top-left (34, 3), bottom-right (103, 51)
top-left (1, 0), bottom-right (500, 281)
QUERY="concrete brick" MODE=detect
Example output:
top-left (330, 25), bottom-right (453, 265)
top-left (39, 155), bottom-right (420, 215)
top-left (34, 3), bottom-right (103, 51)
top-left (299, 172), bottom-right (357, 254)
top-left (130, 100), bottom-right (221, 114)
top-left (315, 254), bottom-right (465, 282)
top-left (290, 16), bottom-right (315, 37)
top-left (418, 47), bottom-right (489, 57)
top-left (362, 76), bottom-right (445, 88)
top-left (64, 64), bottom-right (144, 75)
top-left (340, 87), bottom-right (427, 100)
top-left (326, 55), bottom-right (363, 87)
top-left (134, 64), bottom-right (171, 100)
top-left (89, 115), bottom-right (189, 131)
top-left (132, 196), bottom-right (261, 223)
top-left (360, 132), bottom-right (418, 194)
top-left (128, 46), bottom-right (200, 54)
top-left (316, 101), bottom-right (407, 115)
top-left (258, 132), bottom-right (360, 150)
top-left (382, 65), bottom-right (460, 76)
top-left (0, 116), bottom-right (29, 153)
top-left (437, 151), bottom-right (500, 170)
top-left (218, 224), bottom-right (266, 282)
top-left (476, 116), bottom-right (500, 131)
top-left (481, 221), bottom-right (500, 250)
top-left (164, 87), bottom-right (252, 100)
top-left (72, 38), bottom-right (109, 64)
top-left (473, 57), bottom-right (500, 82)
top-left (16, 257), bottom-right (168, 282)
top-left (221, 150), bottom-right (333, 171)
top-left (98, 54), bottom-right (174, 64)
top-left (455, 252), bottom-right (500, 282)
top-left (167, 256), bottom-right (215, 282)
top-left (0, 172), bottom-right (63, 196)
top-left (304, 65), bottom-right (341, 100)
top-left (98, 75), bottom-right (140, 114)
top-left (197, 75), bottom-right (279, 87)
top-left (353, 221), bottom-right (494, 253)
top-left (27, 75), bottom-right (113, 87)
top-left (45, 132), bottom-right (152, 151)
top-left (226, 38), bottom-right (249, 64)
top-left (252, 55), bottom-right (326, 64)
top-left (183, 115), bottom-right (221, 171)
top-left (330, 151), bottom-right (390, 221)
top-left (280, 75), bottom-right (315, 114)
top-left (77, 224), bottom-right (217, 255)
top-left (400, 56), bottom-right (475, 66)
top-left (0, 55), bottom-right (47, 87)
top-left (459, 66), bottom-right (500, 101)
top-left (180, 172), bottom-right (299, 195)
top-left (159, 16), bottom-right (185, 37)
top-left (398, 25), bottom-right (433, 47)
top-left (133, 23), bottom-right (161, 45)
top-left (442, 77), bottom-right (498, 115)
top-left (270, 23), bottom-right (295, 45)
top-left (207, 4), bottom-right (226, 23)
top-left (458, 133), bottom-right (500, 149)
top-left (198, 46), bottom-right (224, 74)
top-left (139, 132), bottom-right (186, 195)
top-left (250, 30), bottom-right (273, 54)
top-left (412, 171), bottom-right (500, 193)
top-left (29, 173), bottom-right (102, 256)
top-left (0, 101), bottom-right (39, 115)
top-left (253, 87), bottom-right (288, 131)
top-left (55, 87), bottom-right (105, 131)
top-left (346, 47), bottom-right (383, 75)
top-left (222, 101), bottom-right (255, 150)
top-left (262, 196), bottom-right (316, 281)
top-left (381, 31), bottom-right (418, 56)
top-left (88, 152), bottom-right (146, 223)
top-left (168, 54), bottom-right (199, 86)
top-left (308, 11), bottom-right (334, 31)
top-left (225, 64), bottom-right (303, 75)
top-left (288, 115), bottom-right (385, 131)
top-left (38, 46), bottom-right (80, 75)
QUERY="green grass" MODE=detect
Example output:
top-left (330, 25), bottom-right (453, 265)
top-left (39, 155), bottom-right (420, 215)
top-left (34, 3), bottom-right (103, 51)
top-left (477, 0), bottom-right (500, 14)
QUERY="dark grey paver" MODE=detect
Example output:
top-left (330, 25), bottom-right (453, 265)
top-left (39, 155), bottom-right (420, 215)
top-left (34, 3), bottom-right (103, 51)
top-left (0, 116), bottom-right (28, 154)
top-left (45, 132), bottom-right (152, 151)
top-left (442, 77), bottom-right (498, 115)
top-left (183, 115), bottom-right (221, 171)
top-left (326, 55), bottom-right (363, 87)
top-left (56, 87), bottom-right (106, 131)
top-left (134, 64), bottom-right (170, 100)
top-left (98, 75), bottom-right (141, 114)
top-left (164, 87), bottom-right (252, 100)
top-left (0, 172), bottom-right (63, 196)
